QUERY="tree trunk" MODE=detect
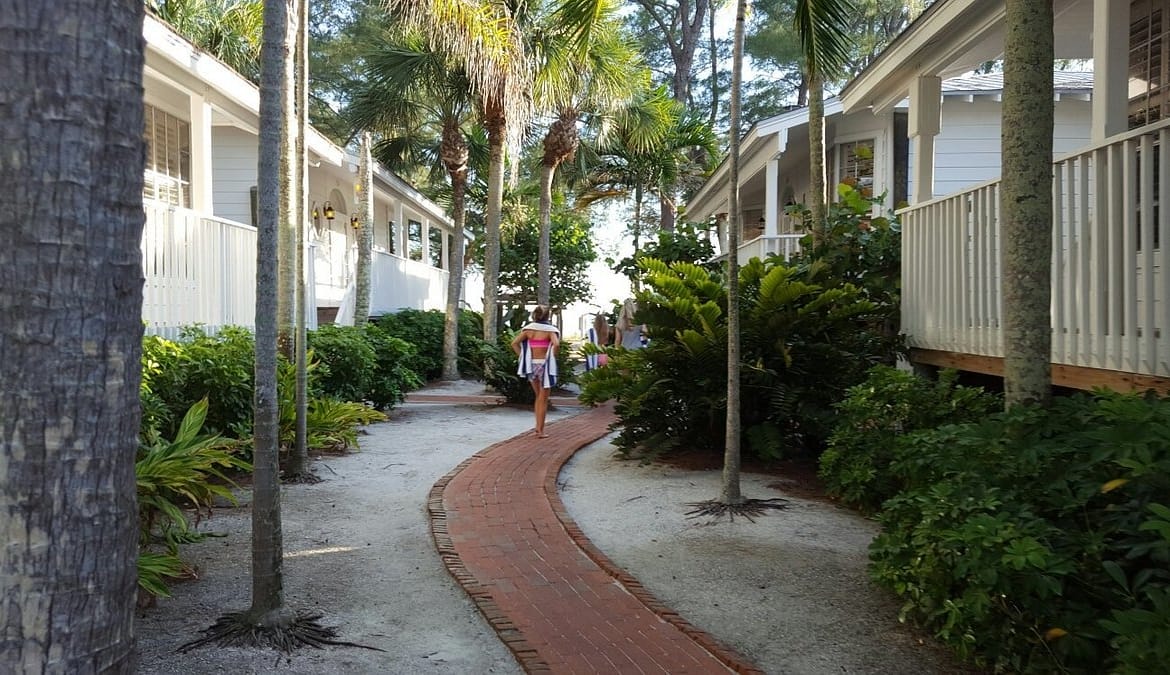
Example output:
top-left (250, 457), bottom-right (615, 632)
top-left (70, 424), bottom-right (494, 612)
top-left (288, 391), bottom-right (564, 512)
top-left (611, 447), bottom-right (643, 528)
top-left (0, 3), bottom-right (144, 670)
top-left (483, 111), bottom-right (506, 341)
top-left (537, 160), bottom-right (555, 306)
top-left (720, 0), bottom-right (747, 506)
top-left (442, 172), bottom-right (468, 380)
top-left (632, 182), bottom-right (644, 293)
top-left (251, 0), bottom-right (291, 620)
top-left (354, 131), bottom-right (374, 325)
top-left (807, 69), bottom-right (827, 242)
top-left (708, 3), bottom-right (718, 126)
top-left (276, 0), bottom-right (297, 359)
top-left (659, 191), bottom-right (677, 232)
top-left (1001, 0), bottom-right (1054, 407)
top-left (290, 0), bottom-right (310, 475)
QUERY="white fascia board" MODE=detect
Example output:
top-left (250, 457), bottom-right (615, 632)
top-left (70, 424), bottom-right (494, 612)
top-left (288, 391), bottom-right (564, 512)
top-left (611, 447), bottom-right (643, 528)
top-left (840, 0), bottom-right (989, 113)
top-left (146, 14), bottom-right (345, 168)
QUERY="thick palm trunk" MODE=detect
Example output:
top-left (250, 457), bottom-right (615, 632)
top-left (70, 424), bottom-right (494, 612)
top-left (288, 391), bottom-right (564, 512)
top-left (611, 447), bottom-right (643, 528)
top-left (354, 131), bottom-right (374, 325)
top-left (720, 0), bottom-right (747, 506)
top-left (807, 70), bottom-right (827, 242)
top-left (0, 2), bottom-right (145, 669)
top-left (537, 160), bottom-right (555, 306)
top-left (659, 192), bottom-right (677, 232)
top-left (1001, 0), bottom-right (1054, 407)
top-left (443, 174), bottom-right (468, 380)
top-left (483, 115), bottom-right (506, 341)
top-left (251, 0), bottom-right (290, 620)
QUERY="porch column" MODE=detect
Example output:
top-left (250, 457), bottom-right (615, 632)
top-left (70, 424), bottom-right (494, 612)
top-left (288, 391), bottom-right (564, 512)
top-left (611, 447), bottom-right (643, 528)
top-left (715, 212), bottom-right (728, 255)
top-left (440, 227), bottom-right (450, 270)
top-left (764, 157), bottom-right (780, 237)
top-left (908, 75), bottom-right (941, 204)
top-left (1092, 0), bottom-right (1129, 142)
top-left (396, 202), bottom-right (407, 257)
top-left (188, 94), bottom-right (214, 213)
top-left (421, 219), bottom-right (431, 265)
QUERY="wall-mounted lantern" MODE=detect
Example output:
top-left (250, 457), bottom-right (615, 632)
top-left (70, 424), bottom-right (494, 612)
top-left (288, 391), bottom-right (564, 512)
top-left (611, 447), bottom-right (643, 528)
top-left (323, 201), bottom-right (335, 221)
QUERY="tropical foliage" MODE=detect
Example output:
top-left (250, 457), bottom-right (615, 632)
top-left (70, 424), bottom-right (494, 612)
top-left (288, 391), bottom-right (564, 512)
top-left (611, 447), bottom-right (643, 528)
top-left (869, 392), bottom-right (1170, 673)
top-left (376, 309), bottom-right (487, 381)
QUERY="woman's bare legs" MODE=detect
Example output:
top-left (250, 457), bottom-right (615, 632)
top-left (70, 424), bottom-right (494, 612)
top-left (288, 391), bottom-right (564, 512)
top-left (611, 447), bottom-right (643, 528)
top-left (534, 386), bottom-right (550, 438)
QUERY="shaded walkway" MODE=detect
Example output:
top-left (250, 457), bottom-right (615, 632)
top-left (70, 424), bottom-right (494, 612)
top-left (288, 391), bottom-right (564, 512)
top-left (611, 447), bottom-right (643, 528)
top-left (429, 403), bottom-right (763, 674)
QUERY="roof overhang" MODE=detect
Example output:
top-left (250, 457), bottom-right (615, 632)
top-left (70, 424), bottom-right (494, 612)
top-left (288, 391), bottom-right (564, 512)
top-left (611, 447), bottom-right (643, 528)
top-left (840, 0), bottom-right (1093, 114)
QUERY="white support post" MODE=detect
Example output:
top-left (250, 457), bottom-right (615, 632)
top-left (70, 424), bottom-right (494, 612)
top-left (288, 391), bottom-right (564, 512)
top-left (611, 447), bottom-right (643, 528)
top-left (421, 219), bottom-right (431, 265)
top-left (1092, 0), bottom-right (1129, 143)
top-left (909, 75), bottom-right (941, 204)
top-left (716, 212), bottom-right (728, 255)
top-left (440, 226), bottom-right (450, 270)
top-left (188, 94), bottom-right (214, 213)
top-left (764, 158), bottom-right (780, 237)
top-left (396, 201), bottom-right (407, 257)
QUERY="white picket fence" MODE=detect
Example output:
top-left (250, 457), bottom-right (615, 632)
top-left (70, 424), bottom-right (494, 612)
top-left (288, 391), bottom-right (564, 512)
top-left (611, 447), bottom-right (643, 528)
top-left (900, 118), bottom-right (1169, 377)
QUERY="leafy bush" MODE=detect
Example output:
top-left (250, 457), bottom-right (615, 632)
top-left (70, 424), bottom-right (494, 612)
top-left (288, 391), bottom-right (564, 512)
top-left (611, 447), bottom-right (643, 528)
top-left (377, 309), bottom-right (486, 380)
top-left (869, 392), bottom-right (1170, 673)
top-left (308, 324), bottom-right (378, 403)
top-left (819, 366), bottom-right (1001, 513)
top-left (580, 256), bottom-right (899, 460)
top-left (360, 324), bottom-right (424, 408)
top-left (136, 399), bottom-right (250, 598)
top-left (481, 333), bottom-right (577, 404)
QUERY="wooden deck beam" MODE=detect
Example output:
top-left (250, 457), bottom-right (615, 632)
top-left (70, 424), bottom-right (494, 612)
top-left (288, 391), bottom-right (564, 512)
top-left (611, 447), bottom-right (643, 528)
top-left (910, 348), bottom-right (1170, 395)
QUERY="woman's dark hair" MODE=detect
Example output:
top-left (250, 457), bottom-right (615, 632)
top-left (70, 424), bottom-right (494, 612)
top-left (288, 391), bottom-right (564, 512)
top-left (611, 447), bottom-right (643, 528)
top-left (533, 305), bottom-right (551, 322)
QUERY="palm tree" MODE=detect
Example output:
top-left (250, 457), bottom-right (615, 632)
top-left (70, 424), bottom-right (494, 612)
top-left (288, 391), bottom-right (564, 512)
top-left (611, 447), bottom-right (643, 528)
top-left (1001, 0), bottom-right (1054, 407)
top-left (534, 0), bottom-right (643, 305)
top-left (353, 131), bottom-right (374, 325)
top-left (793, 0), bottom-right (855, 241)
top-left (1, 2), bottom-right (145, 668)
top-left (348, 35), bottom-right (477, 380)
top-left (578, 87), bottom-right (718, 258)
top-left (386, 0), bottom-right (532, 341)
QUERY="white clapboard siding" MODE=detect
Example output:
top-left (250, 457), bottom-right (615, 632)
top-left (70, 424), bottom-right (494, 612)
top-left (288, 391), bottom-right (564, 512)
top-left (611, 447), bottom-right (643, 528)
top-left (369, 250), bottom-right (449, 315)
top-left (900, 118), bottom-right (1169, 378)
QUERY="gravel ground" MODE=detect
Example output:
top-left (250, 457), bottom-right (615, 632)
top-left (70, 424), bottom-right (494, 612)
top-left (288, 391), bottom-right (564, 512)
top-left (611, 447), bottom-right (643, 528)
top-left (135, 380), bottom-right (971, 674)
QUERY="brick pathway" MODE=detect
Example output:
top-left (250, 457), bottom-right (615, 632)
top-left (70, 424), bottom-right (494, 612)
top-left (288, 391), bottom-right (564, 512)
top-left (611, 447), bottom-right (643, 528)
top-left (429, 402), bottom-right (764, 674)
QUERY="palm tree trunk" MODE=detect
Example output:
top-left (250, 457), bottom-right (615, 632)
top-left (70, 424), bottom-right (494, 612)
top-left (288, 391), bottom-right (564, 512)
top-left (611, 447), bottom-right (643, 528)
top-left (1001, 0), bottom-right (1054, 407)
top-left (442, 173), bottom-right (468, 380)
top-left (720, 0), bottom-right (747, 506)
top-left (251, 0), bottom-right (290, 621)
top-left (276, 0), bottom-right (296, 358)
top-left (0, 2), bottom-right (144, 668)
top-left (537, 159), bottom-right (555, 306)
top-left (483, 115), bottom-right (506, 341)
top-left (290, 0), bottom-right (310, 475)
top-left (659, 191), bottom-right (677, 232)
top-left (807, 69), bottom-right (827, 242)
top-left (354, 131), bottom-right (373, 325)
top-left (708, 3), bottom-right (718, 126)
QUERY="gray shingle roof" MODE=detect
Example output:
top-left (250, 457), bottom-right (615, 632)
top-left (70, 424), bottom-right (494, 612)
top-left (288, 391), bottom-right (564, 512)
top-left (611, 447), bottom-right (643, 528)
top-left (941, 71), bottom-right (1093, 94)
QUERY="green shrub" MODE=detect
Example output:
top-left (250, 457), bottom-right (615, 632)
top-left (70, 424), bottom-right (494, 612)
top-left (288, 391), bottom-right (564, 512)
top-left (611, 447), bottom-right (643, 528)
top-left (136, 399), bottom-right (250, 598)
top-left (819, 366), bottom-right (1001, 513)
top-left (360, 324), bottom-right (424, 408)
top-left (142, 327), bottom-right (257, 436)
top-left (580, 257), bottom-right (899, 461)
top-left (869, 392), bottom-right (1170, 673)
top-left (376, 308), bottom-right (486, 381)
top-left (307, 324), bottom-right (378, 403)
top-left (481, 333), bottom-right (577, 404)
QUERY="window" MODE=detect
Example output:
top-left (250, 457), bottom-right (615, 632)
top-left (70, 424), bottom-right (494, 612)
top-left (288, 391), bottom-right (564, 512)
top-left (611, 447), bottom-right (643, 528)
top-left (408, 219), bottom-right (422, 261)
top-left (1129, 0), bottom-right (1170, 129)
top-left (143, 104), bottom-right (191, 207)
top-left (838, 139), bottom-right (875, 196)
top-left (429, 228), bottom-right (443, 267)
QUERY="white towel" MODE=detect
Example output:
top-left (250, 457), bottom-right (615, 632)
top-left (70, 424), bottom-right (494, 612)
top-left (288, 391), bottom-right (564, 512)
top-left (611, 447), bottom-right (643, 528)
top-left (516, 324), bottom-right (559, 388)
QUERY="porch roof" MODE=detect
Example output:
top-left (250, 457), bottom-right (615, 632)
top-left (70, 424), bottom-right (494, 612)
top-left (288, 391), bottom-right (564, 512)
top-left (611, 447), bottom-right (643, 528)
top-left (840, 0), bottom-right (1092, 114)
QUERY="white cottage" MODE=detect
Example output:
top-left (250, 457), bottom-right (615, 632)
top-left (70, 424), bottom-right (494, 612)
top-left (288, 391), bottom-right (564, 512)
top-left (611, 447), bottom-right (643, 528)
top-left (139, 13), bottom-right (479, 337)
top-left (686, 73), bottom-right (1094, 265)
top-left (838, 0), bottom-right (1168, 394)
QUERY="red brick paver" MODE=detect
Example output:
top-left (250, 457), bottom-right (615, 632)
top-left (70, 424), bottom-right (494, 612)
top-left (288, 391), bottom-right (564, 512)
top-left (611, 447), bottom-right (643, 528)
top-left (429, 403), bottom-right (764, 674)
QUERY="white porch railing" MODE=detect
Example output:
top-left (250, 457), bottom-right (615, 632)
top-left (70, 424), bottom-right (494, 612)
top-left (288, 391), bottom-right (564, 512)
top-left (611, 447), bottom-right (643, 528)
top-left (370, 249), bottom-right (449, 315)
top-left (141, 204), bottom-right (257, 338)
top-left (900, 118), bottom-right (1169, 378)
top-left (719, 234), bottom-right (804, 265)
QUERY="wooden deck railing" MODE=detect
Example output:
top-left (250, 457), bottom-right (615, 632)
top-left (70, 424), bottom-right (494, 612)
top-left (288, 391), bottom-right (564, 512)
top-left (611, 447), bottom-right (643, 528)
top-left (900, 118), bottom-right (1169, 379)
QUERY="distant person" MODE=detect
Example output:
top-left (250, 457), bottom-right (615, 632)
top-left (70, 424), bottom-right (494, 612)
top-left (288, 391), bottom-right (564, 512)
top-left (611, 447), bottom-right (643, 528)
top-left (615, 299), bottom-right (645, 350)
top-left (511, 305), bottom-right (560, 438)
top-left (584, 314), bottom-right (609, 371)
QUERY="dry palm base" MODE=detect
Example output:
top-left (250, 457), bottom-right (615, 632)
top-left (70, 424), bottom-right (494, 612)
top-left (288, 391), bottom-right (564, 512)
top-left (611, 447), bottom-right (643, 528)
top-left (177, 610), bottom-right (382, 654)
top-left (685, 498), bottom-right (789, 523)
top-left (281, 470), bottom-right (323, 485)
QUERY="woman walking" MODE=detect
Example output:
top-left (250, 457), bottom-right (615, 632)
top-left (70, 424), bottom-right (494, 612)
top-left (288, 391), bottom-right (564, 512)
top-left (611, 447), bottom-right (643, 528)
top-left (615, 299), bottom-right (645, 350)
top-left (511, 305), bottom-right (560, 438)
top-left (584, 313), bottom-right (609, 371)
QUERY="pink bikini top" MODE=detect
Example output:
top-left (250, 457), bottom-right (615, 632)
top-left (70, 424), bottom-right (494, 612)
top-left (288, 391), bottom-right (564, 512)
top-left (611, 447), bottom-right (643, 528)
top-left (528, 338), bottom-right (551, 348)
